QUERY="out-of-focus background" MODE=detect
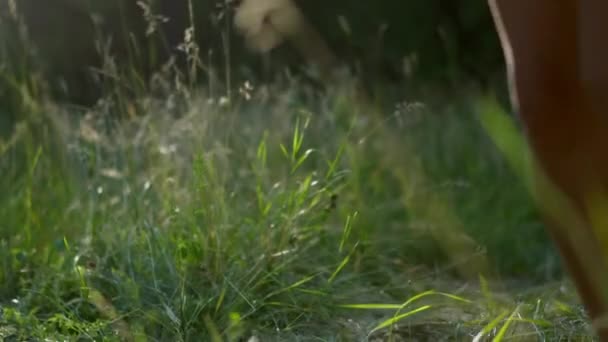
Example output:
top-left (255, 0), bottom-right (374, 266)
top-left (0, 1), bottom-right (592, 340)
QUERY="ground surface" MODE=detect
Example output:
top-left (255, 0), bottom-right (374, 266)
top-left (0, 80), bottom-right (597, 341)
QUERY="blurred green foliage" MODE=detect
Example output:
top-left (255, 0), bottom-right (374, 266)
top-left (299, 0), bottom-right (502, 84)
top-left (0, 0), bottom-right (504, 107)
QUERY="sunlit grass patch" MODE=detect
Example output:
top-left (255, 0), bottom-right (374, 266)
top-left (0, 81), bottom-right (592, 340)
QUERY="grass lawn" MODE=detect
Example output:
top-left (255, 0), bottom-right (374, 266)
top-left (0, 78), bottom-right (596, 341)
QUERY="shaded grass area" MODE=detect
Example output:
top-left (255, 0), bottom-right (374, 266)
top-left (0, 81), bottom-right (595, 340)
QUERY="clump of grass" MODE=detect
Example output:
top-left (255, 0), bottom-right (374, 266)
top-left (0, 77), bottom-right (595, 340)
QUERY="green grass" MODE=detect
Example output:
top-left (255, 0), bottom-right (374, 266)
top-left (0, 79), bottom-right (596, 340)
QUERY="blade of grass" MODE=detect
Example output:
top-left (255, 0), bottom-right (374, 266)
top-left (493, 306), bottom-right (521, 342)
top-left (263, 274), bottom-right (318, 300)
top-left (328, 242), bottom-right (359, 284)
top-left (369, 305), bottom-right (432, 334)
top-left (473, 310), bottom-right (509, 342)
